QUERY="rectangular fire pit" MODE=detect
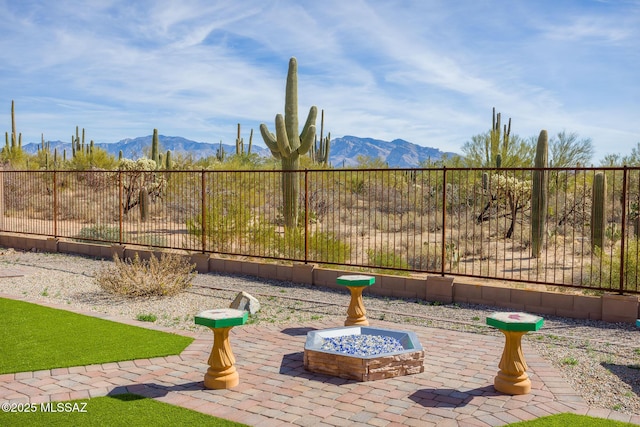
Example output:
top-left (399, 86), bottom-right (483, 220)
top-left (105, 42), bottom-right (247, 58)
top-left (304, 326), bottom-right (424, 381)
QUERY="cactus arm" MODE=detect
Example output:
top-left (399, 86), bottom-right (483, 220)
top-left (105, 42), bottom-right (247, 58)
top-left (298, 106), bottom-right (317, 155)
top-left (324, 132), bottom-right (331, 165)
top-left (260, 124), bottom-right (281, 159)
top-left (284, 57), bottom-right (299, 147)
top-left (298, 123), bottom-right (316, 156)
top-left (275, 114), bottom-right (293, 157)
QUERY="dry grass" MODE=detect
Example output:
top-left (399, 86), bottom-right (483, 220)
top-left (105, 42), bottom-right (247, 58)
top-left (95, 253), bottom-right (196, 297)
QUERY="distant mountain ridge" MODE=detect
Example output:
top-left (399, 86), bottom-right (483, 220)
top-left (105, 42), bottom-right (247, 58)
top-left (331, 135), bottom-right (456, 167)
top-left (22, 135), bottom-right (456, 168)
top-left (21, 135), bottom-right (267, 161)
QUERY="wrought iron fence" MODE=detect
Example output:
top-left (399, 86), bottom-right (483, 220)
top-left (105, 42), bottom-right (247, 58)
top-left (1, 166), bottom-right (639, 294)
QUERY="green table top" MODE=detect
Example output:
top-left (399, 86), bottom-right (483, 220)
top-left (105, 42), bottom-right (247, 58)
top-left (336, 275), bottom-right (375, 287)
top-left (486, 312), bottom-right (544, 332)
top-left (195, 308), bottom-right (248, 328)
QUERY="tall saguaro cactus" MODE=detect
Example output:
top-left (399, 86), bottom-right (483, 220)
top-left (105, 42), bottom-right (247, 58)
top-left (235, 123), bottom-right (253, 156)
top-left (4, 100), bottom-right (22, 155)
top-left (151, 129), bottom-right (160, 169)
top-left (591, 172), bottom-right (606, 251)
top-left (485, 107), bottom-right (510, 168)
top-left (531, 130), bottom-right (548, 258)
top-left (3, 100), bottom-right (25, 166)
top-left (10, 100), bottom-right (20, 150)
top-left (260, 57), bottom-right (317, 228)
top-left (311, 109), bottom-right (331, 166)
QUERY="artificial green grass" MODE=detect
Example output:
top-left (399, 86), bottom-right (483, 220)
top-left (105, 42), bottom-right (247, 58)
top-left (0, 298), bottom-right (193, 374)
top-left (506, 413), bottom-right (636, 426)
top-left (0, 393), bottom-right (248, 426)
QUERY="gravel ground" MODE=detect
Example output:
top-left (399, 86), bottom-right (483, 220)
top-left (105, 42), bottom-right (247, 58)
top-left (0, 248), bottom-right (639, 416)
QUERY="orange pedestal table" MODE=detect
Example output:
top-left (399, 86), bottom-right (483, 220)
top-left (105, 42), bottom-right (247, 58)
top-left (336, 275), bottom-right (375, 326)
top-left (195, 308), bottom-right (247, 389)
top-left (486, 312), bottom-right (544, 395)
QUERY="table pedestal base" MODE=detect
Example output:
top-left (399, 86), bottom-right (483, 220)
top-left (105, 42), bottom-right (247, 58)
top-left (494, 371), bottom-right (531, 395)
top-left (345, 286), bottom-right (369, 326)
top-left (494, 330), bottom-right (530, 395)
top-left (204, 326), bottom-right (239, 389)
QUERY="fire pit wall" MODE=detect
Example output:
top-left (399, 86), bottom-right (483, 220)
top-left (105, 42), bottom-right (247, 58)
top-left (303, 326), bottom-right (424, 381)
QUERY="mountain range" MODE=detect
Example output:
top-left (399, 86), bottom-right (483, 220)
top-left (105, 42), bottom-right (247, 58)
top-left (22, 135), bottom-right (457, 168)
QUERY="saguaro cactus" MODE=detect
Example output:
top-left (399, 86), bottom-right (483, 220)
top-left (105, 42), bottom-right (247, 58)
top-left (216, 141), bottom-right (225, 162)
top-left (10, 100), bottom-right (20, 150)
top-left (531, 130), bottom-right (548, 258)
top-left (164, 150), bottom-right (172, 170)
top-left (591, 172), bottom-right (606, 251)
top-left (139, 187), bottom-right (149, 222)
top-left (311, 109), bottom-right (331, 166)
top-left (151, 129), bottom-right (160, 169)
top-left (4, 100), bottom-right (22, 155)
top-left (235, 123), bottom-right (253, 156)
top-left (485, 108), bottom-right (510, 168)
top-left (260, 57), bottom-right (317, 228)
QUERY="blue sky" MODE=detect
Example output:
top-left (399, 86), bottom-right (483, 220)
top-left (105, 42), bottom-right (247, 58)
top-left (1, 0), bottom-right (638, 162)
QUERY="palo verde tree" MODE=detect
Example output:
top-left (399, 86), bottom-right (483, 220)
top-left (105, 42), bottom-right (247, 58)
top-left (549, 131), bottom-right (594, 167)
top-left (260, 57), bottom-right (317, 228)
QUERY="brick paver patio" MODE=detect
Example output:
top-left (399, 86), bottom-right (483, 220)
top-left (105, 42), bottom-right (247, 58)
top-left (1, 294), bottom-right (639, 426)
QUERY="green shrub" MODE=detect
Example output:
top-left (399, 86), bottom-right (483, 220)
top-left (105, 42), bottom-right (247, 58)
top-left (309, 231), bottom-right (350, 264)
top-left (406, 242), bottom-right (443, 271)
top-left (262, 228), bottom-right (350, 264)
top-left (134, 233), bottom-right (167, 247)
top-left (186, 190), bottom-right (251, 252)
top-left (74, 225), bottom-right (121, 243)
top-left (583, 237), bottom-right (640, 291)
top-left (136, 313), bottom-right (157, 322)
top-left (367, 246), bottom-right (409, 274)
top-left (96, 253), bottom-right (196, 297)
top-left (405, 241), bottom-right (460, 272)
top-left (67, 146), bottom-right (117, 170)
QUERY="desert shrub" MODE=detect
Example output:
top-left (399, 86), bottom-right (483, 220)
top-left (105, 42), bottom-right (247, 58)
top-left (583, 238), bottom-right (640, 292)
top-left (367, 246), bottom-right (409, 274)
top-left (406, 242), bottom-right (443, 271)
top-left (185, 189), bottom-right (251, 252)
top-left (133, 233), bottom-right (167, 247)
top-left (261, 228), bottom-right (350, 264)
top-left (96, 253), bottom-right (196, 297)
top-left (2, 171), bottom-right (51, 214)
top-left (66, 146), bottom-right (117, 170)
top-left (116, 158), bottom-right (166, 215)
top-left (74, 225), bottom-right (121, 243)
top-left (78, 169), bottom-right (112, 190)
top-left (310, 231), bottom-right (350, 264)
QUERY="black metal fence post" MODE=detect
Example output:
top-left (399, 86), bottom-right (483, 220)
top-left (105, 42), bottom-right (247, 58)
top-left (441, 166), bottom-right (447, 276)
top-left (52, 170), bottom-right (58, 238)
top-left (201, 169), bottom-right (206, 253)
top-left (619, 166), bottom-right (628, 294)
top-left (118, 170), bottom-right (123, 244)
top-left (304, 169), bottom-right (309, 263)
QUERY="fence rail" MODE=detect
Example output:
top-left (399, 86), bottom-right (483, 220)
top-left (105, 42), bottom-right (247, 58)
top-left (1, 166), bottom-right (639, 294)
